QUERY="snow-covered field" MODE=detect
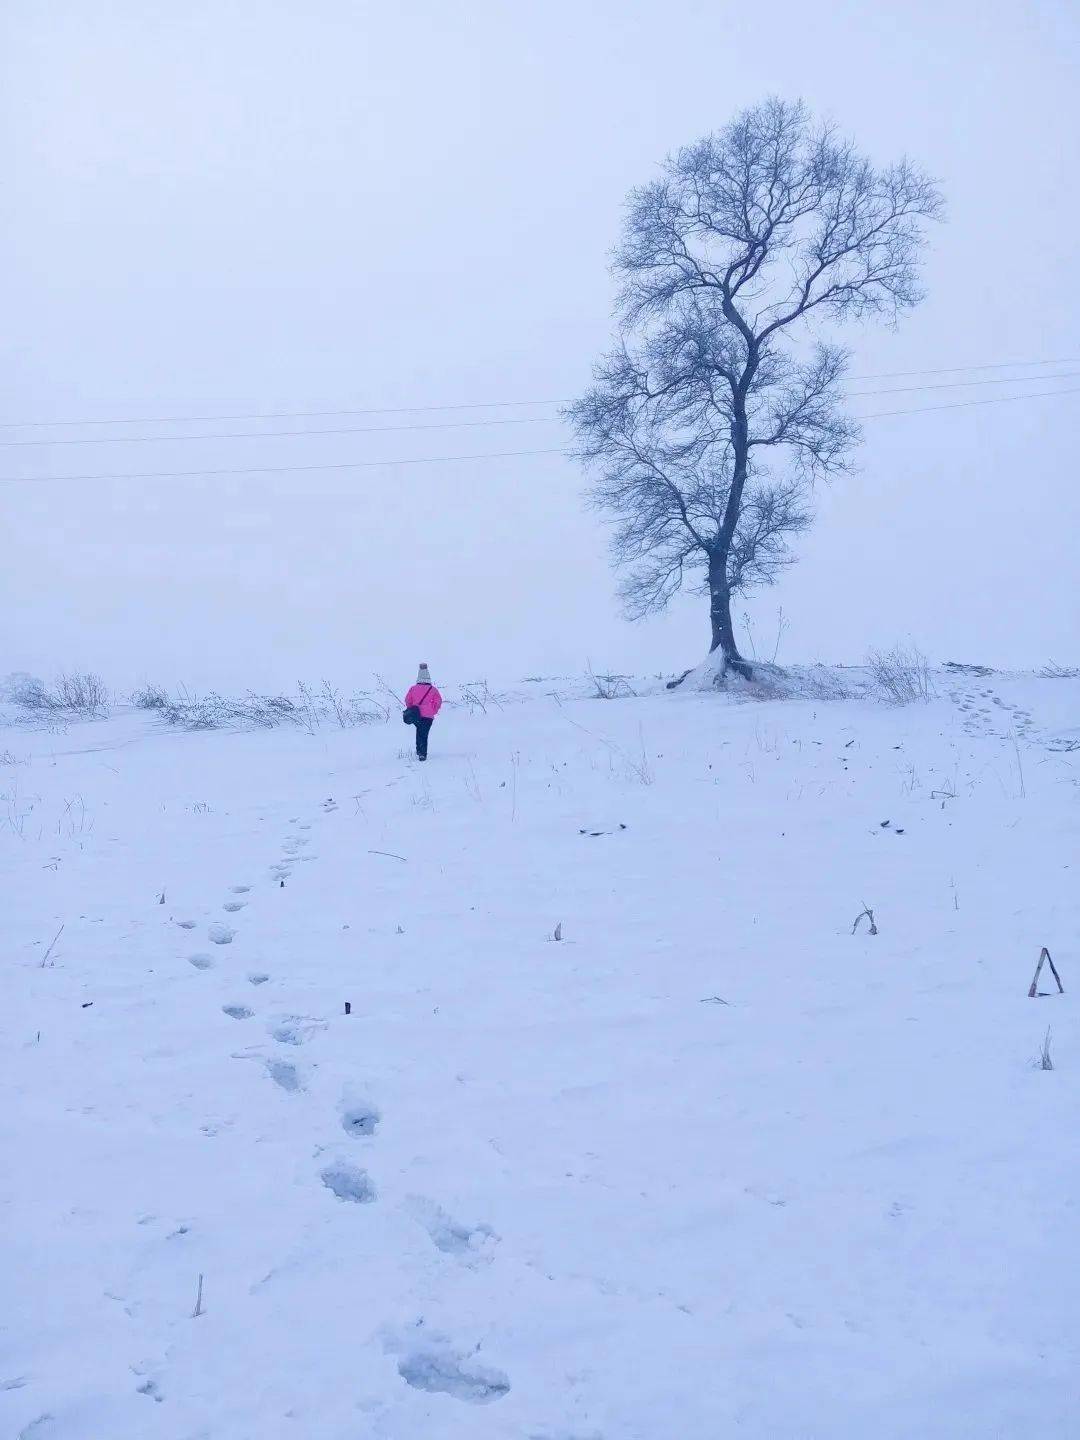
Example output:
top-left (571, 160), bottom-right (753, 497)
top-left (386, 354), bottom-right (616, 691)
top-left (3, 669), bottom-right (1078, 1439)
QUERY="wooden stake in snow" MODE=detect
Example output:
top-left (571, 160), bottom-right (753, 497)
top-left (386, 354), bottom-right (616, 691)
top-left (1028, 947), bottom-right (1064, 998)
top-left (192, 1273), bottom-right (205, 1318)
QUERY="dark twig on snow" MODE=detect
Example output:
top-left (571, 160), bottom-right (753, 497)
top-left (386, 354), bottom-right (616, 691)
top-left (1036, 1027), bottom-right (1054, 1071)
top-left (368, 849), bottom-right (407, 862)
top-left (852, 905), bottom-right (878, 936)
top-left (40, 923), bottom-right (65, 967)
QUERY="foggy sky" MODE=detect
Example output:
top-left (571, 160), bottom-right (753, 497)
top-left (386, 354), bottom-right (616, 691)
top-left (2, 0), bottom-right (1078, 692)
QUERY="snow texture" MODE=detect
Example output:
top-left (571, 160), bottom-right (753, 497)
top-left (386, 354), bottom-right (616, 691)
top-left (2, 669), bottom-right (1078, 1437)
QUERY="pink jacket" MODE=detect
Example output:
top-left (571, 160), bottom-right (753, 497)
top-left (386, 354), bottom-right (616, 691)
top-left (405, 683), bottom-right (443, 720)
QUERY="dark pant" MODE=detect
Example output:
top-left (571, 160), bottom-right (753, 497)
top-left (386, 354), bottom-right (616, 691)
top-left (415, 716), bottom-right (433, 759)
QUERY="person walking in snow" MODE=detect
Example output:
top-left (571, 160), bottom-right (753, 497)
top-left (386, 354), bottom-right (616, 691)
top-left (403, 663), bottom-right (442, 762)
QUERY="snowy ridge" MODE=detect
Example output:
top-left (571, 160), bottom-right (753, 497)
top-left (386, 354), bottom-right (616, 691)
top-left (2, 669), bottom-right (1078, 1438)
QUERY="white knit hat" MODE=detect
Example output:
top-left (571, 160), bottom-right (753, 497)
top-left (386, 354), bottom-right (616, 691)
top-left (417, 663), bottom-right (432, 683)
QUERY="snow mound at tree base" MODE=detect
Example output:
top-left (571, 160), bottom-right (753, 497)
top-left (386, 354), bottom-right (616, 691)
top-left (673, 655), bottom-right (878, 703)
top-left (675, 652), bottom-right (797, 698)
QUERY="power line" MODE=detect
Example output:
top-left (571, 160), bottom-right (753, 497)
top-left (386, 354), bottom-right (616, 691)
top-left (2, 356), bottom-right (1078, 431)
top-left (0, 414), bottom-right (562, 449)
top-left (849, 371), bottom-right (1079, 399)
top-left (855, 385), bottom-right (1080, 421)
top-left (0, 446), bottom-right (571, 485)
top-left (0, 396), bottom-right (567, 431)
top-left (4, 370), bottom-right (1077, 450)
top-left (850, 356), bottom-right (1080, 382)
top-left (2, 386), bottom-right (1075, 487)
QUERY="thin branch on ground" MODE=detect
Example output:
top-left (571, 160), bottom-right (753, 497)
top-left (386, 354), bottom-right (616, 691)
top-left (40, 924), bottom-right (65, 968)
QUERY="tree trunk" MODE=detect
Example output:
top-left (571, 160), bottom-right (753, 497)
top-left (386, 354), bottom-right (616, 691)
top-left (709, 339), bottom-right (759, 682)
top-left (708, 571), bottom-right (752, 679)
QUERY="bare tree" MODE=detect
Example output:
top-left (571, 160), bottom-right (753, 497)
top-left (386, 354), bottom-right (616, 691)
top-left (568, 98), bottom-right (943, 679)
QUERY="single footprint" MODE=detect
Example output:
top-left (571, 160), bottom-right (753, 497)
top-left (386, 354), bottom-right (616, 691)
top-left (321, 1163), bottom-right (376, 1203)
top-left (271, 1021), bottom-right (303, 1046)
top-left (272, 1016), bottom-right (325, 1046)
top-left (397, 1348), bottom-right (510, 1404)
top-left (176, 919), bottom-right (197, 930)
top-left (223, 900), bottom-right (247, 913)
top-left (248, 972), bottom-right (271, 986)
top-left (222, 1004), bottom-right (254, 1020)
top-left (342, 1104), bottom-right (381, 1137)
top-left (208, 923), bottom-right (235, 945)
top-left (229, 885), bottom-right (251, 894)
top-left (188, 954), bottom-right (215, 970)
top-left (407, 1197), bottom-right (496, 1259)
top-left (136, 1379), bottom-right (164, 1404)
top-left (266, 1059), bottom-right (303, 1092)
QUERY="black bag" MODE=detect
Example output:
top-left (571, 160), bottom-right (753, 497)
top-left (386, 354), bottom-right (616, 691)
top-left (402, 684), bottom-right (433, 726)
